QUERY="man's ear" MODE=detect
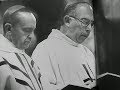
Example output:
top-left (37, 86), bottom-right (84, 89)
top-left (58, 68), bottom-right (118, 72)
top-left (64, 15), bottom-right (72, 27)
top-left (64, 15), bottom-right (76, 28)
top-left (4, 23), bottom-right (12, 40)
top-left (4, 23), bottom-right (12, 32)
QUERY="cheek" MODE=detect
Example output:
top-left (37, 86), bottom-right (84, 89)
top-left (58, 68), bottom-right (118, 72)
top-left (14, 33), bottom-right (27, 44)
top-left (19, 35), bottom-right (27, 43)
top-left (71, 22), bottom-right (83, 31)
top-left (73, 25), bottom-right (83, 34)
top-left (70, 20), bottom-right (79, 27)
top-left (11, 31), bottom-right (20, 43)
top-left (75, 29), bottom-right (82, 37)
top-left (18, 31), bottom-right (28, 41)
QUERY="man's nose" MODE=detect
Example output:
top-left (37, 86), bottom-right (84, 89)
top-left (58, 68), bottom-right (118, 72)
top-left (85, 29), bottom-right (90, 36)
top-left (86, 24), bottom-right (93, 32)
top-left (27, 33), bottom-right (33, 40)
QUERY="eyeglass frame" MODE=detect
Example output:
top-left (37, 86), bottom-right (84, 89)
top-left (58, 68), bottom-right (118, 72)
top-left (69, 15), bottom-right (94, 28)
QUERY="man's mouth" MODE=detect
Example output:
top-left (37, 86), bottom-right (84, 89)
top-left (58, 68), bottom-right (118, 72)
top-left (81, 31), bottom-right (90, 37)
top-left (24, 40), bottom-right (31, 45)
top-left (80, 34), bottom-right (88, 38)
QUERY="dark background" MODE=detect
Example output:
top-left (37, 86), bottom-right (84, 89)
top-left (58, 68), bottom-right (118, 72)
top-left (93, 0), bottom-right (120, 76)
top-left (25, 0), bottom-right (65, 44)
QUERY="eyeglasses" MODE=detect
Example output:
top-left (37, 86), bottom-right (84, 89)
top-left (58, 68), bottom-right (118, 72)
top-left (69, 16), bottom-right (94, 28)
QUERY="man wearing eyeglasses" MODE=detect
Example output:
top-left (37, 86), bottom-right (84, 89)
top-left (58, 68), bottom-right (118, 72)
top-left (32, 2), bottom-right (96, 90)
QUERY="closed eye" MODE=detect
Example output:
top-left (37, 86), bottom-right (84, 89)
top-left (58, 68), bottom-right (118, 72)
top-left (22, 28), bottom-right (34, 34)
top-left (80, 18), bottom-right (91, 25)
top-left (80, 18), bottom-right (94, 27)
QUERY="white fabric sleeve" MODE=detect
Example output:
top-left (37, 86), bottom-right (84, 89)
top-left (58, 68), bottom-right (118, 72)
top-left (32, 44), bottom-right (59, 90)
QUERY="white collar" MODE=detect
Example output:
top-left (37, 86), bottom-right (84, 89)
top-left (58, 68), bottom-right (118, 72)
top-left (48, 29), bottom-right (79, 47)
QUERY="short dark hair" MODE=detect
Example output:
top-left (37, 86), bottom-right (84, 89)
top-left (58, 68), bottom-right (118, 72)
top-left (3, 5), bottom-right (37, 34)
top-left (56, 2), bottom-right (92, 29)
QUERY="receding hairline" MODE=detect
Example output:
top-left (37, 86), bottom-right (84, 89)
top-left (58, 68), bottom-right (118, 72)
top-left (64, 2), bottom-right (93, 16)
top-left (3, 7), bottom-right (36, 26)
top-left (14, 11), bottom-right (36, 24)
top-left (67, 3), bottom-right (93, 21)
top-left (65, 2), bottom-right (93, 11)
top-left (3, 7), bottom-right (37, 34)
top-left (76, 3), bottom-right (93, 11)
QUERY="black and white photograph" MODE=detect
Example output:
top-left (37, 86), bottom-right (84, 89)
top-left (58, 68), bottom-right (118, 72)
top-left (0, 0), bottom-right (120, 90)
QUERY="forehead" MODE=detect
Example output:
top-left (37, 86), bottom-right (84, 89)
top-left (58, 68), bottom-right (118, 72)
top-left (15, 12), bottom-right (36, 27)
top-left (75, 4), bottom-right (93, 20)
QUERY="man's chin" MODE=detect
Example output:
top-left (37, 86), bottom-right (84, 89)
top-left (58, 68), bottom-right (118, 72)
top-left (24, 44), bottom-right (31, 49)
top-left (20, 44), bottom-right (30, 50)
top-left (24, 41), bottom-right (31, 48)
top-left (76, 36), bottom-right (87, 44)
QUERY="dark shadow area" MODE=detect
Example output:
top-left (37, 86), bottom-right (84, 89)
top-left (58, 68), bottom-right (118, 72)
top-left (24, 0), bottom-right (65, 56)
top-left (93, 0), bottom-right (120, 90)
top-left (93, 0), bottom-right (120, 75)
top-left (25, 0), bottom-right (65, 44)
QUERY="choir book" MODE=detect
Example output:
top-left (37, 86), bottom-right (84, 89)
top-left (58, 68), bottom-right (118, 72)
top-left (97, 72), bottom-right (120, 90)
